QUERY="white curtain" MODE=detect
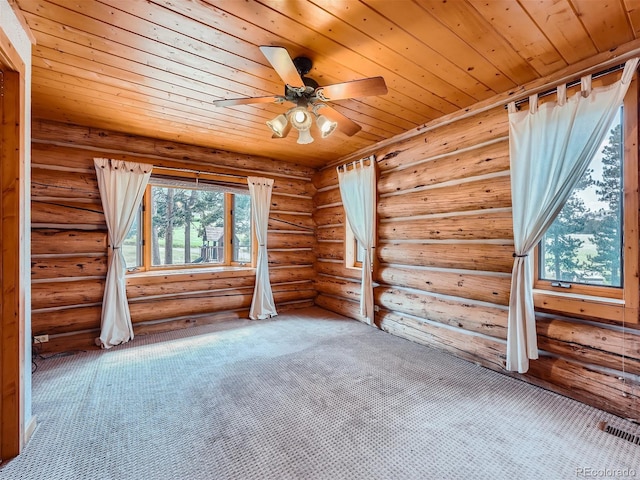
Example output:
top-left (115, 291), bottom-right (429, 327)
top-left (506, 58), bottom-right (638, 373)
top-left (337, 157), bottom-right (376, 325)
top-left (248, 176), bottom-right (277, 320)
top-left (94, 158), bottom-right (152, 349)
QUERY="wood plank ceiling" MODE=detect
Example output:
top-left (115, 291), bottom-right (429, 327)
top-left (15, 0), bottom-right (640, 168)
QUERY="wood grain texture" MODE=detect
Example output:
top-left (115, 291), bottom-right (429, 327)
top-left (377, 242), bottom-right (514, 273)
top-left (17, 0), bottom-right (640, 167)
top-left (31, 255), bottom-right (107, 280)
top-left (31, 127), bottom-right (317, 353)
top-left (376, 266), bottom-right (511, 306)
top-left (378, 210), bottom-right (513, 241)
top-left (377, 175), bottom-right (512, 219)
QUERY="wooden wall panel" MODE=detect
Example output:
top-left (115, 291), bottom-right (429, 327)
top-left (377, 242), bottom-right (514, 273)
top-left (315, 102), bottom-right (640, 421)
top-left (315, 242), bottom-right (344, 261)
top-left (376, 266), bottom-right (511, 306)
top-left (378, 175), bottom-right (511, 219)
top-left (378, 210), bottom-right (513, 241)
top-left (268, 212), bottom-right (314, 232)
top-left (268, 232), bottom-right (315, 249)
top-left (31, 167), bottom-right (99, 198)
top-left (378, 139), bottom-right (509, 194)
top-left (32, 229), bottom-right (106, 255)
top-left (31, 121), bottom-right (317, 354)
top-left (32, 279), bottom-right (105, 310)
top-left (313, 205), bottom-right (344, 226)
top-left (31, 200), bottom-right (105, 226)
top-left (376, 286), bottom-right (508, 338)
top-left (268, 249), bottom-right (315, 266)
top-left (378, 310), bottom-right (507, 371)
top-left (32, 306), bottom-right (101, 336)
top-left (31, 255), bottom-right (107, 280)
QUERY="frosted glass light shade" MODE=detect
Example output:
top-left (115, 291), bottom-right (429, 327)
top-left (316, 115), bottom-right (337, 138)
top-left (296, 128), bottom-right (314, 144)
top-left (266, 114), bottom-right (288, 137)
top-left (289, 106), bottom-right (312, 131)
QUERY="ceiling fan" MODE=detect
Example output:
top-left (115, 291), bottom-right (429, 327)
top-left (212, 46), bottom-right (388, 144)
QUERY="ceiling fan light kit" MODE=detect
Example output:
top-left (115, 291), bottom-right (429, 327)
top-left (214, 46), bottom-right (388, 145)
top-left (267, 105), bottom-right (338, 144)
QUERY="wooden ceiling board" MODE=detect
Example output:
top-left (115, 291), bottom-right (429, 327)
top-left (304, 0), bottom-right (495, 102)
top-left (216, 0), bottom-right (460, 114)
top-left (422, 0), bottom-right (541, 86)
top-left (520, 0), bottom-right (599, 65)
top-left (151, 0), bottom-right (445, 122)
top-left (362, 0), bottom-right (518, 93)
top-left (151, 0), bottom-right (441, 129)
top-left (270, 0), bottom-right (482, 108)
top-left (624, 0), bottom-right (640, 36)
top-left (571, 0), bottom-right (636, 51)
top-left (16, 0), bottom-right (640, 169)
top-left (24, 3), bottom-right (285, 99)
top-left (468, 0), bottom-right (568, 76)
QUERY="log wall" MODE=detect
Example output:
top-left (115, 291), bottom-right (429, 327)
top-left (313, 105), bottom-right (640, 420)
top-left (31, 120), bottom-right (316, 353)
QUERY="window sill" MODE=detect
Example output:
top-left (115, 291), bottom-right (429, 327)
top-left (533, 289), bottom-right (625, 322)
top-left (126, 266), bottom-right (255, 285)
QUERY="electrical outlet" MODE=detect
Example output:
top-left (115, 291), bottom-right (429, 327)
top-left (34, 334), bottom-right (49, 343)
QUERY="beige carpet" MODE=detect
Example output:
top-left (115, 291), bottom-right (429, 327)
top-left (1, 307), bottom-right (639, 479)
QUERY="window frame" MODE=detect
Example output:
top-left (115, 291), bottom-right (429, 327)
top-left (532, 76), bottom-right (639, 324)
top-left (131, 169), bottom-right (255, 272)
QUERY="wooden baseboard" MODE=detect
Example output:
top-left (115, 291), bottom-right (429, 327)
top-left (24, 416), bottom-right (37, 445)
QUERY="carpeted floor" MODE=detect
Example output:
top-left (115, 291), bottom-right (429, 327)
top-left (1, 307), bottom-right (639, 480)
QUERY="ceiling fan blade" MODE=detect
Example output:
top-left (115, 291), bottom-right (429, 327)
top-left (319, 106), bottom-right (362, 137)
top-left (213, 96), bottom-right (282, 107)
top-left (259, 46), bottom-right (305, 88)
top-left (316, 77), bottom-right (388, 101)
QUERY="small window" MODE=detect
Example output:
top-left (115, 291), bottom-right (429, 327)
top-left (345, 219), bottom-right (365, 269)
top-left (123, 205), bottom-right (143, 269)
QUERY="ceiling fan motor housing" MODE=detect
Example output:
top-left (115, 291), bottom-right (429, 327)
top-left (293, 56), bottom-right (313, 76)
top-left (284, 76), bottom-right (319, 101)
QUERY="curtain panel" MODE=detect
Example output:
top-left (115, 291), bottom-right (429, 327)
top-left (506, 58), bottom-right (638, 373)
top-left (337, 157), bottom-right (376, 325)
top-left (248, 176), bottom-right (277, 320)
top-left (94, 158), bottom-right (152, 349)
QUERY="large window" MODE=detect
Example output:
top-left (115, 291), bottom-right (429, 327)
top-left (124, 173), bottom-right (253, 270)
top-left (534, 77), bottom-right (638, 324)
top-left (539, 107), bottom-right (623, 288)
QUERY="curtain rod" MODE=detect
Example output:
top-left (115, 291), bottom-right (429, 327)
top-left (152, 165), bottom-right (246, 180)
top-left (507, 62), bottom-right (626, 110)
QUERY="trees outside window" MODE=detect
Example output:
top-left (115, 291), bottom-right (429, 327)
top-left (124, 180), bottom-right (252, 269)
top-left (539, 108), bottom-right (623, 288)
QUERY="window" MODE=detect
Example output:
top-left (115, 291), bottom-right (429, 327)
top-left (539, 107), bottom-right (623, 288)
top-left (345, 219), bottom-right (365, 269)
top-left (232, 194), bottom-right (252, 263)
top-left (123, 206), bottom-right (143, 268)
top-left (534, 77), bottom-right (638, 323)
top-left (124, 172), bottom-right (253, 271)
